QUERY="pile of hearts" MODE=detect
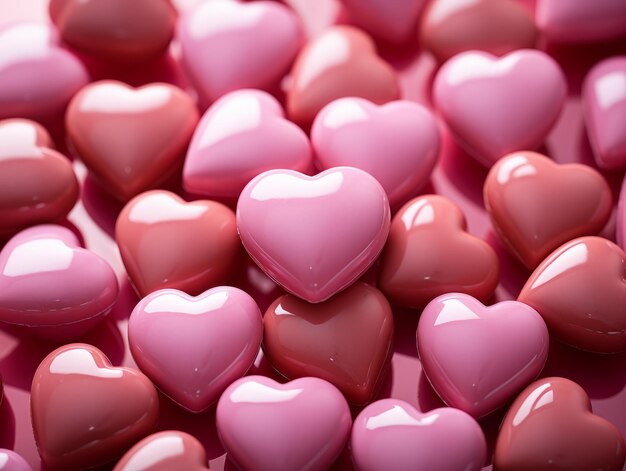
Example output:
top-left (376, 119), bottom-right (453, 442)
top-left (0, 0), bottom-right (626, 470)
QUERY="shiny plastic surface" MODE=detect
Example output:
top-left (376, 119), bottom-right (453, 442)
top-left (0, 449), bottom-right (31, 471)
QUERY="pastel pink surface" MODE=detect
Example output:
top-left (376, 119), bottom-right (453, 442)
top-left (0, 449), bottom-right (32, 471)
top-left (216, 376), bottom-right (351, 471)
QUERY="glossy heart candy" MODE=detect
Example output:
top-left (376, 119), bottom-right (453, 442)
top-left (0, 450), bottom-right (31, 471)
top-left (178, 0), bottom-right (302, 107)
top-left (66, 80), bottom-right (199, 201)
top-left (31, 344), bottom-right (159, 470)
top-left (378, 195), bottom-right (498, 308)
top-left (433, 50), bottom-right (566, 167)
top-left (484, 151), bottom-right (612, 269)
top-left (216, 376), bottom-right (351, 471)
top-left (494, 377), bottom-right (626, 471)
top-left (351, 399), bottom-right (487, 471)
top-left (237, 167), bottom-right (390, 303)
top-left (311, 98), bottom-right (439, 208)
top-left (0, 225), bottom-right (118, 340)
top-left (417, 293), bottom-right (549, 418)
top-left (129, 286), bottom-right (262, 413)
top-left (0, 119), bottom-right (79, 235)
top-left (519, 236), bottom-right (626, 353)
top-left (183, 89), bottom-right (313, 199)
top-left (263, 282), bottom-right (393, 405)
top-left (287, 26), bottom-right (400, 128)
top-left (116, 190), bottom-right (240, 297)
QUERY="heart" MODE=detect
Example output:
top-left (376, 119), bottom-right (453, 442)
top-left (113, 431), bottom-right (209, 471)
top-left (433, 49), bottom-right (566, 167)
top-left (263, 282), bottom-right (393, 405)
top-left (417, 293), bottom-right (549, 418)
top-left (116, 190), bottom-right (240, 298)
top-left (311, 98), bottom-right (439, 208)
top-left (420, 0), bottom-right (537, 62)
top-left (31, 343), bottom-right (159, 470)
top-left (378, 195), bottom-right (499, 308)
top-left (66, 80), bottom-right (199, 202)
top-left (237, 167), bottom-right (390, 303)
top-left (0, 225), bottom-right (118, 341)
top-left (178, 0), bottom-right (303, 107)
top-left (494, 377), bottom-right (626, 471)
top-left (518, 236), bottom-right (626, 353)
top-left (287, 26), bottom-right (400, 128)
top-left (129, 286), bottom-right (262, 413)
top-left (351, 399), bottom-right (487, 471)
top-left (0, 450), bottom-right (31, 471)
top-left (49, 0), bottom-right (175, 62)
top-left (0, 22), bottom-right (89, 123)
top-left (183, 89), bottom-right (313, 199)
top-left (583, 57), bottom-right (626, 169)
top-left (0, 119), bottom-right (79, 236)
top-left (216, 376), bottom-right (351, 471)
top-left (484, 151), bottom-right (612, 269)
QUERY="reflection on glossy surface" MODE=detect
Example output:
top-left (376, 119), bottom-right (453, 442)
top-left (0, 119), bottom-right (52, 157)
top-left (0, 449), bottom-right (32, 471)
top-left (216, 376), bottom-right (351, 471)
top-left (494, 377), bottom-right (626, 471)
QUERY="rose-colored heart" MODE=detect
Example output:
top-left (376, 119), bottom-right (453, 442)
top-left (0, 450), bottom-right (31, 471)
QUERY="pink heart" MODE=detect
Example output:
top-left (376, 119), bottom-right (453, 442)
top-left (433, 49), bottom-right (566, 167)
top-left (351, 399), bottom-right (487, 471)
top-left (183, 89), bottom-right (313, 199)
top-left (311, 98), bottom-right (439, 208)
top-left (417, 293), bottom-right (549, 418)
top-left (128, 286), bottom-right (262, 413)
top-left (216, 376), bottom-right (351, 471)
top-left (178, 0), bottom-right (303, 107)
top-left (237, 167), bottom-right (390, 303)
top-left (583, 57), bottom-right (626, 169)
top-left (0, 225), bottom-right (118, 340)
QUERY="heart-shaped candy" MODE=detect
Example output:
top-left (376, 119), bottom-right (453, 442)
top-left (263, 282), bottom-right (393, 405)
top-left (66, 80), bottom-right (199, 201)
top-left (0, 450), bottom-right (31, 471)
top-left (31, 344), bottom-right (159, 470)
top-left (0, 225), bottom-right (118, 340)
top-left (417, 293), bottom-right (549, 418)
top-left (378, 195), bottom-right (499, 308)
top-left (494, 377), bottom-right (626, 471)
top-left (519, 236), bottom-right (626, 353)
top-left (583, 56), bottom-right (626, 169)
top-left (287, 26), bottom-right (400, 128)
top-left (116, 190), bottom-right (240, 297)
top-left (129, 286), bottom-right (262, 413)
top-left (484, 151), bottom-right (612, 269)
top-left (351, 399), bottom-right (487, 471)
top-left (216, 376), bottom-right (351, 471)
top-left (183, 89), bottom-right (313, 199)
top-left (311, 98), bottom-right (439, 208)
top-left (433, 49), bottom-right (566, 167)
top-left (237, 167), bottom-right (390, 303)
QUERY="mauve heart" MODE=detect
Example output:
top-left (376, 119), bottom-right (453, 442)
top-left (433, 49), bottom-right (566, 167)
top-left (129, 286), bottom-right (262, 413)
top-left (183, 89), bottom-right (313, 199)
top-left (0, 119), bottom-right (79, 236)
top-left (66, 80), bottom-right (199, 202)
top-left (216, 376), bottom-right (351, 471)
top-left (494, 377), bottom-right (626, 471)
top-left (237, 167), bottom-right (390, 303)
top-left (378, 195), bottom-right (499, 308)
top-left (116, 190), bottom-right (240, 298)
top-left (519, 236), bottom-right (626, 353)
top-left (417, 293), bottom-right (549, 418)
top-left (31, 344), bottom-right (159, 470)
top-left (0, 225), bottom-right (118, 340)
top-left (0, 450), bottom-right (31, 471)
top-left (351, 399), bottom-right (487, 471)
top-left (484, 151), bottom-right (612, 269)
top-left (178, 0), bottom-right (303, 107)
top-left (311, 98), bottom-right (439, 208)
top-left (263, 282), bottom-right (393, 405)
top-left (287, 26), bottom-right (400, 128)
top-left (583, 57), bottom-right (626, 169)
